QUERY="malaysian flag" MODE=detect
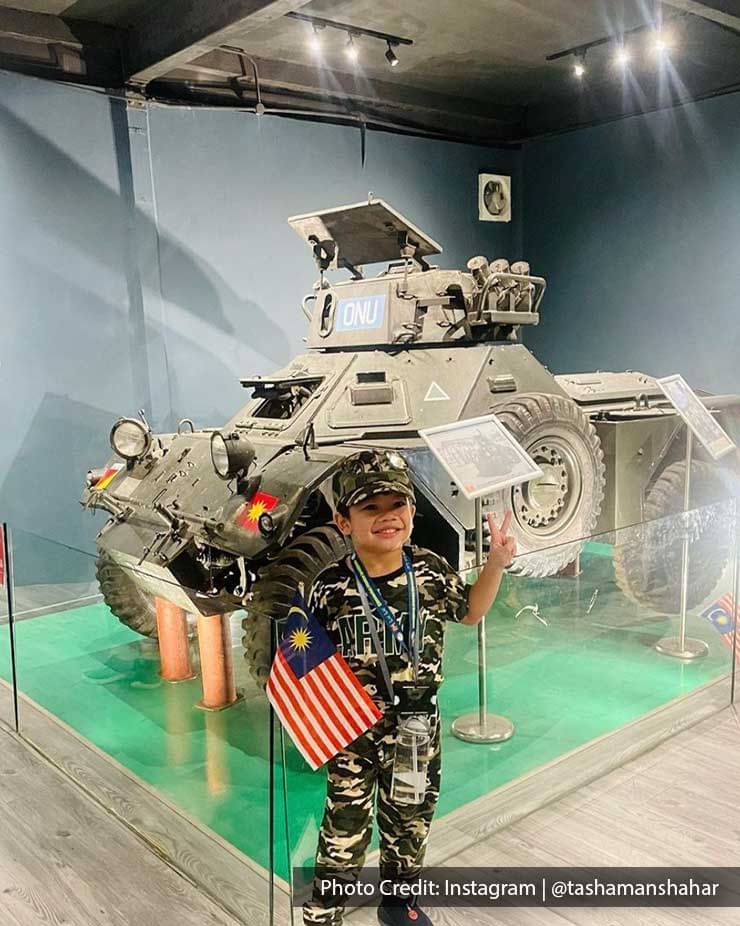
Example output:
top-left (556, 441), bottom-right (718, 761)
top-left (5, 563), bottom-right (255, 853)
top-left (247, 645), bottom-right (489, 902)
top-left (266, 592), bottom-right (382, 770)
top-left (700, 594), bottom-right (740, 661)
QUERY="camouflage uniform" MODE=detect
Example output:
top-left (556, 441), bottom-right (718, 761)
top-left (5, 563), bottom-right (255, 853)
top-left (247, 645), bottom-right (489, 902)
top-left (302, 545), bottom-right (469, 926)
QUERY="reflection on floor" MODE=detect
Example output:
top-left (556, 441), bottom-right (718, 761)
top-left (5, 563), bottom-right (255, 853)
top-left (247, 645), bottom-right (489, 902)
top-left (0, 547), bottom-right (733, 882)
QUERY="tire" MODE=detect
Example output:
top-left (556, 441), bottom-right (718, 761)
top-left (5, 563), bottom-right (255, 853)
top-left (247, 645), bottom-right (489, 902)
top-left (613, 460), bottom-right (733, 614)
top-left (242, 525), bottom-right (348, 689)
top-left (96, 552), bottom-right (158, 638)
top-left (487, 393), bottom-right (606, 577)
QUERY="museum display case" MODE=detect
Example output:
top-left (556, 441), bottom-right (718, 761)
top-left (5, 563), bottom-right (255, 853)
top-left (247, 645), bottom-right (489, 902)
top-left (0, 487), bottom-right (737, 921)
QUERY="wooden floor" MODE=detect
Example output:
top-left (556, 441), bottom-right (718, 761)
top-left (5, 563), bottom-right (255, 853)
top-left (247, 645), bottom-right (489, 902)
top-left (0, 724), bottom-right (244, 926)
top-left (1, 705), bottom-right (739, 925)
top-left (348, 705), bottom-right (740, 926)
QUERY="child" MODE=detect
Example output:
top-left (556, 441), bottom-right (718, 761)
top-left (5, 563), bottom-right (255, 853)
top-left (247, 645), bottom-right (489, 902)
top-left (303, 449), bottom-right (515, 926)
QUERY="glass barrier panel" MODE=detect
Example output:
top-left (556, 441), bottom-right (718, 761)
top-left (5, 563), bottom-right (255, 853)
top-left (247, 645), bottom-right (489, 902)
top-left (0, 523), bottom-right (18, 730)
top-left (279, 493), bottom-right (738, 918)
top-left (7, 525), bottom-right (275, 923)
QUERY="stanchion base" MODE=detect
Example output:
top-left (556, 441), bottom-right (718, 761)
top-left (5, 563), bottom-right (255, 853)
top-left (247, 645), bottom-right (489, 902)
top-left (451, 713), bottom-right (514, 743)
top-left (195, 691), bottom-right (244, 713)
top-left (654, 636), bottom-right (709, 660)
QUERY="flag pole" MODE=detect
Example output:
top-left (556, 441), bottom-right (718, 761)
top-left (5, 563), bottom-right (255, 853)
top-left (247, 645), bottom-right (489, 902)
top-left (268, 617), bottom-right (276, 924)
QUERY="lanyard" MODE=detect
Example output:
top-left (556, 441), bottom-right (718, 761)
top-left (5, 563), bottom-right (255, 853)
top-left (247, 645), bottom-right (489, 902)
top-left (350, 550), bottom-right (420, 695)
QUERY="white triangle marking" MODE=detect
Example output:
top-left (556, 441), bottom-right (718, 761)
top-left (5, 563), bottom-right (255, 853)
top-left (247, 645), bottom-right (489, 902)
top-left (424, 381), bottom-right (450, 402)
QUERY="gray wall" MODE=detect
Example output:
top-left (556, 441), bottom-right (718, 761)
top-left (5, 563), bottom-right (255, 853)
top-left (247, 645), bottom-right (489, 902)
top-left (142, 106), bottom-right (522, 429)
top-left (0, 72), bottom-right (136, 581)
top-left (522, 90), bottom-right (740, 393)
top-left (0, 69), bottom-right (521, 578)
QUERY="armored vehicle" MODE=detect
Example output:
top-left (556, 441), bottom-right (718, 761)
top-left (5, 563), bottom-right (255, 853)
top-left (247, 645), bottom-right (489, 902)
top-left (83, 199), bottom-right (739, 685)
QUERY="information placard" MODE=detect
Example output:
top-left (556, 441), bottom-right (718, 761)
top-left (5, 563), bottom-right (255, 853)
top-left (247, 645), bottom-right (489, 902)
top-left (657, 374), bottom-right (735, 460)
top-left (419, 413), bottom-right (543, 500)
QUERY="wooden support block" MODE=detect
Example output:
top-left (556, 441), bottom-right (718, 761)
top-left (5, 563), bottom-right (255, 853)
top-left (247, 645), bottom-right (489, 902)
top-left (155, 597), bottom-right (195, 682)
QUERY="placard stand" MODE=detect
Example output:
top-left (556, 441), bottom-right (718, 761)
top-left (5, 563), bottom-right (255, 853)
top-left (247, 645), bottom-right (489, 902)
top-left (654, 429), bottom-right (709, 660)
top-left (451, 498), bottom-right (515, 743)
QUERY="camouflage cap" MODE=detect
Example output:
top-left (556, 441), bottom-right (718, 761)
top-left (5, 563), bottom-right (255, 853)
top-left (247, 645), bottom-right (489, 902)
top-left (332, 449), bottom-right (415, 512)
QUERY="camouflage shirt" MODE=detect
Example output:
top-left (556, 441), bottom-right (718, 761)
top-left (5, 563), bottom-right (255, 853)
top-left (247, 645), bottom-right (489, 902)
top-left (307, 545), bottom-right (469, 707)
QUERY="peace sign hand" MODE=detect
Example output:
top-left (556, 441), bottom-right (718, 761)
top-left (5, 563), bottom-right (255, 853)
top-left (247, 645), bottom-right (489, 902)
top-left (485, 510), bottom-right (517, 570)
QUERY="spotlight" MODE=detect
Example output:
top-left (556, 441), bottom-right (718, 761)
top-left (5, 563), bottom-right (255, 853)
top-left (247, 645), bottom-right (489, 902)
top-left (615, 46), bottom-right (630, 67)
top-left (308, 26), bottom-right (322, 54)
top-left (653, 31), bottom-right (671, 54)
top-left (345, 33), bottom-right (359, 63)
top-left (385, 42), bottom-right (399, 67)
top-left (110, 417), bottom-right (151, 461)
top-left (573, 53), bottom-right (586, 78)
top-left (210, 431), bottom-right (256, 480)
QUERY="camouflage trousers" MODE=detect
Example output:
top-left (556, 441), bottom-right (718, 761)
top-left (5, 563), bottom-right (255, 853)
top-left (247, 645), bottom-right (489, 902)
top-left (302, 708), bottom-right (441, 926)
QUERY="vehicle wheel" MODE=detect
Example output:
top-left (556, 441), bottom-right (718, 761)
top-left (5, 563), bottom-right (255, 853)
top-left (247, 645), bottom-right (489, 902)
top-left (242, 525), bottom-right (348, 689)
top-left (613, 460), bottom-right (733, 614)
top-left (96, 552), bottom-right (158, 638)
top-left (487, 393), bottom-right (606, 577)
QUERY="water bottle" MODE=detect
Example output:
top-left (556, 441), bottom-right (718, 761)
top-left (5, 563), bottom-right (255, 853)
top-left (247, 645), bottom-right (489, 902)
top-left (390, 715), bottom-right (431, 805)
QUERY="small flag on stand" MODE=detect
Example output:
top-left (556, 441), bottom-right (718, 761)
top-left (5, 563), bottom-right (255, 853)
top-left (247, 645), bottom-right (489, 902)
top-left (266, 591), bottom-right (382, 770)
top-left (700, 594), bottom-right (740, 660)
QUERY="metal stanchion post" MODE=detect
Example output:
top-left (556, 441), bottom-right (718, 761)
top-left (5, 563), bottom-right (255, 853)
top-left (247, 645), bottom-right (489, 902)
top-left (452, 497), bottom-right (514, 743)
top-left (655, 428), bottom-right (709, 660)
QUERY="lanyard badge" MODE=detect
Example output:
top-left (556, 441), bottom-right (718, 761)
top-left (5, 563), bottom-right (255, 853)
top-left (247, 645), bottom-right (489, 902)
top-left (350, 550), bottom-right (420, 679)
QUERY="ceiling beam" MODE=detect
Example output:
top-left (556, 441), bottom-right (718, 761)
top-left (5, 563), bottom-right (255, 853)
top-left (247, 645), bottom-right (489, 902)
top-left (125, 0), bottom-right (314, 86)
top-left (0, 7), bottom-right (122, 51)
top-left (0, 7), bottom-right (123, 84)
top-left (173, 50), bottom-right (523, 128)
top-left (661, 0), bottom-right (740, 32)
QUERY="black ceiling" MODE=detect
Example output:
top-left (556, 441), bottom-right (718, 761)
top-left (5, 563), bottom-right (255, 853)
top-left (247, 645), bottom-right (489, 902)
top-left (0, 0), bottom-right (739, 144)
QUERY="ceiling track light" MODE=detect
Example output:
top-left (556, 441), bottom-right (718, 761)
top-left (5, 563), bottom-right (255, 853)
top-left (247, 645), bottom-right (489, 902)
top-left (345, 33), bottom-right (359, 63)
top-left (653, 31), bottom-right (670, 54)
top-left (547, 10), bottom-right (685, 79)
top-left (286, 11), bottom-right (413, 68)
top-left (309, 24), bottom-right (323, 54)
top-left (615, 44), bottom-right (631, 67)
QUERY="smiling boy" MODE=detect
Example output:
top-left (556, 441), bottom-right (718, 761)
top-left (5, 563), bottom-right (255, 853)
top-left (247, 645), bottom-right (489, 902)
top-left (303, 449), bottom-right (515, 926)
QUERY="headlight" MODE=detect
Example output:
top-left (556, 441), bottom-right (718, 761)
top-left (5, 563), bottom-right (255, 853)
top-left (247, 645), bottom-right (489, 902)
top-left (110, 418), bottom-right (151, 460)
top-left (210, 431), bottom-right (255, 480)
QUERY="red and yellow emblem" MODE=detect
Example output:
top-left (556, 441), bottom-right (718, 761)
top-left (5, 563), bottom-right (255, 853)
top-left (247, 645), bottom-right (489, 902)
top-left (235, 491), bottom-right (278, 531)
top-left (93, 464), bottom-right (124, 491)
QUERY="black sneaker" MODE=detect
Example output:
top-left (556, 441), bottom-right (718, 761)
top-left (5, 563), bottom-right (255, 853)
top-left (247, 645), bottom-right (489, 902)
top-left (377, 896), bottom-right (432, 926)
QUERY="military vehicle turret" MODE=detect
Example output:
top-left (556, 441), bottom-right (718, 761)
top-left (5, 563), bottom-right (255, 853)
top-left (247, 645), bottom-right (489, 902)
top-left (83, 198), bottom-right (739, 685)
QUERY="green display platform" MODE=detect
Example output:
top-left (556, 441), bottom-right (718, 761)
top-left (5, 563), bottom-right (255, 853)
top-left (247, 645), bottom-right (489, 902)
top-left (0, 548), bottom-right (732, 882)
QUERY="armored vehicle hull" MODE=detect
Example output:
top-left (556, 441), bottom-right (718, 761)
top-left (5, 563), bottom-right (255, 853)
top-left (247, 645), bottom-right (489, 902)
top-left (83, 199), bottom-right (739, 683)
